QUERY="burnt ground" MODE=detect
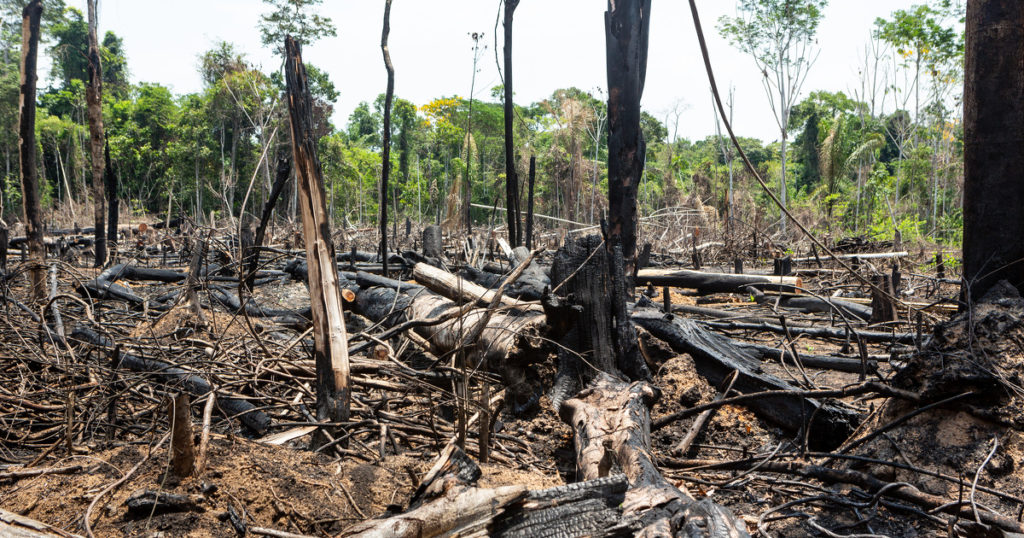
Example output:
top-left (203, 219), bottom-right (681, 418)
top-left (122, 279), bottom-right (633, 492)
top-left (2, 226), bottom-right (1022, 537)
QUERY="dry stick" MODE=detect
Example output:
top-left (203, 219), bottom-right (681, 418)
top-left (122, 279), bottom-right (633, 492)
top-left (686, 0), bottom-right (915, 316)
top-left (84, 432), bottom-right (170, 538)
top-left (195, 391), bottom-right (216, 475)
top-left (970, 436), bottom-right (999, 525)
top-left (672, 370), bottom-right (738, 456)
top-left (249, 527), bottom-right (317, 538)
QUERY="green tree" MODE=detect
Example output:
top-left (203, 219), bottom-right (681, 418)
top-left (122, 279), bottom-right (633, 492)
top-left (258, 0), bottom-right (336, 54)
top-left (719, 0), bottom-right (828, 233)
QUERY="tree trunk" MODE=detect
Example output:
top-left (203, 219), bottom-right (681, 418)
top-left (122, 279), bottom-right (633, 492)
top-left (18, 0), bottom-right (44, 299)
top-left (503, 0), bottom-right (521, 246)
top-left (962, 0), bottom-right (1024, 300)
top-left (525, 155), bottom-right (535, 249)
top-left (605, 0), bottom-right (650, 276)
top-left (105, 142), bottom-right (118, 247)
top-left (86, 0), bottom-right (106, 267)
top-left (380, 0), bottom-right (394, 276)
top-left (284, 37), bottom-right (351, 443)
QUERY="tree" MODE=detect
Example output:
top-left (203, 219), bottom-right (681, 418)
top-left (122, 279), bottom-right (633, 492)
top-left (19, 0), bottom-right (44, 298)
top-left (380, 0), bottom-right (394, 275)
top-left (259, 0), bottom-right (336, 54)
top-left (85, 0), bottom-right (105, 266)
top-left (719, 0), bottom-right (828, 234)
top-left (962, 0), bottom-right (1024, 300)
top-left (502, 0), bottom-right (521, 245)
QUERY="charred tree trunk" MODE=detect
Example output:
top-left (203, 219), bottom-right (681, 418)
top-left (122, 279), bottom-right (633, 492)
top-left (104, 143), bottom-right (118, 249)
top-left (380, 0), bottom-right (394, 276)
top-left (525, 155), bottom-right (535, 249)
top-left (604, 0), bottom-right (650, 276)
top-left (963, 0), bottom-right (1024, 300)
top-left (86, 0), bottom-right (106, 267)
top-left (244, 157), bottom-right (290, 291)
top-left (284, 37), bottom-right (351, 441)
top-left (503, 0), bottom-right (521, 246)
top-left (18, 0), bottom-right (44, 299)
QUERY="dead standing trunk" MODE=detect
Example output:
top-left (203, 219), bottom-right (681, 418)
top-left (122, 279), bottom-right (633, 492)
top-left (503, 0), bottom-right (521, 246)
top-left (962, 0), bottom-right (1024, 300)
top-left (380, 0), bottom-right (394, 276)
top-left (86, 0), bottom-right (106, 267)
top-left (105, 142), bottom-right (118, 248)
top-left (284, 37), bottom-right (351, 442)
top-left (605, 0), bottom-right (650, 277)
top-left (19, 0), bottom-right (44, 299)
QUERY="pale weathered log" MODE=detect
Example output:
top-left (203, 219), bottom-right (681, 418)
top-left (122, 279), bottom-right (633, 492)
top-left (0, 507), bottom-right (80, 538)
top-left (560, 374), bottom-right (748, 536)
top-left (285, 36), bottom-right (351, 435)
top-left (637, 267), bottom-right (802, 294)
top-left (413, 262), bottom-right (538, 311)
top-left (790, 251), bottom-right (908, 263)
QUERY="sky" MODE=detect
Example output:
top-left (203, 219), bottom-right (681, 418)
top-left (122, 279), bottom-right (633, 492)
top-left (62, 0), bottom-right (932, 143)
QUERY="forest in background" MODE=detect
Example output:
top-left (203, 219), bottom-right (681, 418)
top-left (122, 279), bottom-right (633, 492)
top-left (0, 0), bottom-right (965, 248)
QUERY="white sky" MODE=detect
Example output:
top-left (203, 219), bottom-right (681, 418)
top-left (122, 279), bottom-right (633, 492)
top-left (64, 0), bottom-right (930, 143)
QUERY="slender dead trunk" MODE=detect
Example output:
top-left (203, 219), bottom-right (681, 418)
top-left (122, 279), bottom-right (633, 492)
top-left (526, 155), bottom-right (535, 249)
top-left (605, 0), bottom-right (650, 276)
top-left (105, 142), bottom-right (118, 248)
top-left (19, 0), bottom-right (44, 299)
top-left (963, 0), bottom-right (1024, 301)
top-left (503, 0), bottom-right (521, 246)
top-left (380, 0), bottom-right (394, 275)
top-left (284, 37), bottom-right (351, 441)
top-left (86, 0), bottom-right (106, 266)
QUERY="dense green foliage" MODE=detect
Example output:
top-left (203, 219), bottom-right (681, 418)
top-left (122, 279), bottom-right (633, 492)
top-left (0, 0), bottom-right (965, 247)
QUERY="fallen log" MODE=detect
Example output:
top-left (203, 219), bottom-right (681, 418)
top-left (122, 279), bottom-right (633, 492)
top-left (412, 262), bottom-right (539, 311)
top-left (701, 319), bottom-right (916, 345)
top-left (71, 326), bottom-right (270, 433)
top-left (790, 251), bottom-right (909, 263)
top-left (637, 267), bottom-right (802, 294)
top-left (632, 310), bottom-right (860, 449)
top-left (0, 507), bottom-right (80, 538)
top-left (559, 374), bottom-right (748, 535)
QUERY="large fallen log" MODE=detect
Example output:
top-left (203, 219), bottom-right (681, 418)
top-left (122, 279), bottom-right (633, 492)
top-left (413, 261), bottom-right (540, 311)
top-left (559, 374), bottom-right (748, 536)
top-left (632, 310), bottom-right (860, 449)
top-left (637, 267), bottom-right (802, 294)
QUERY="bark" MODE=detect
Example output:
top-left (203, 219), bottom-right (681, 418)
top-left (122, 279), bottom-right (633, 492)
top-left (503, 0), bottom-right (521, 246)
top-left (605, 0), bottom-right (650, 274)
top-left (380, 0), bottom-right (394, 276)
top-left (962, 0), bottom-right (1024, 300)
top-left (18, 0), bottom-right (44, 299)
top-left (284, 37), bottom-right (351, 438)
top-left (421, 224), bottom-right (443, 259)
top-left (168, 393), bottom-right (195, 478)
top-left (86, 0), bottom-right (106, 267)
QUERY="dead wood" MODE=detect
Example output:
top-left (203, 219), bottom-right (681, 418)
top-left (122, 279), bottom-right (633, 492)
top-left (70, 327), bottom-right (270, 433)
top-left (285, 36), bottom-right (351, 437)
top-left (168, 393), bottom-right (195, 477)
top-left (633, 310), bottom-right (860, 449)
top-left (560, 373), bottom-right (748, 536)
top-left (18, 0), bottom-right (45, 299)
top-left (0, 507), bottom-right (80, 538)
top-left (637, 267), bottom-right (802, 294)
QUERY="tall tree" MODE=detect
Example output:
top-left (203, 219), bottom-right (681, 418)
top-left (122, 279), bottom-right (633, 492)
top-left (85, 0), bottom-right (105, 266)
top-left (962, 0), bottom-right (1024, 300)
top-left (502, 0), bottom-right (521, 245)
top-left (719, 0), bottom-right (828, 234)
top-left (19, 0), bottom-right (44, 298)
top-left (380, 0), bottom-right (394, 275)
top-left (605, 0), bottom-right (650, 274)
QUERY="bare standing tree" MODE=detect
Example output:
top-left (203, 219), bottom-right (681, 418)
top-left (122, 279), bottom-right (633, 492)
top-left (719, 0), bottom-right (827, 235)
top-left (19, 0), bottom-right (44, 299)
top-left (86, 0), bottom-right (106, 266)
top-left (380, 0), bottom-right (394, 275)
